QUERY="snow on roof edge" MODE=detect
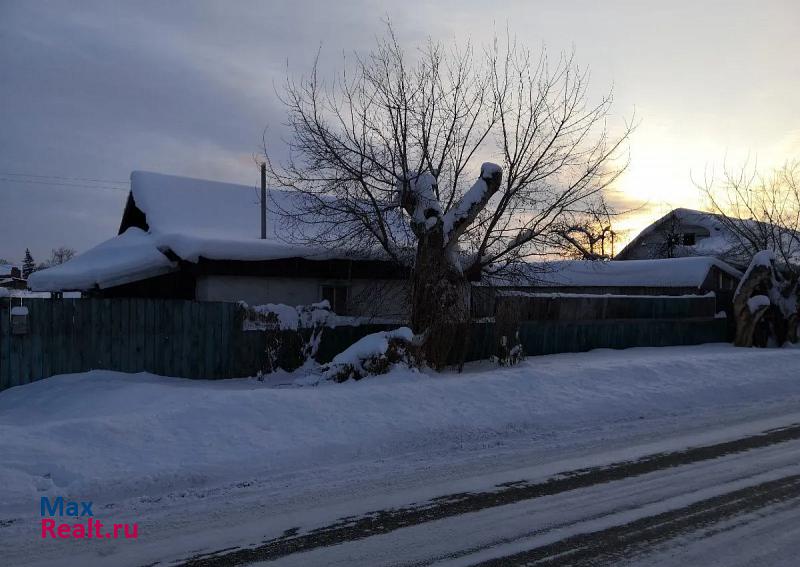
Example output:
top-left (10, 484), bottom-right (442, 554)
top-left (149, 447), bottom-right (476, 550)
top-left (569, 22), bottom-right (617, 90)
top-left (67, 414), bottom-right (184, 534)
top-left (483, 256), bottom-right (741, 288)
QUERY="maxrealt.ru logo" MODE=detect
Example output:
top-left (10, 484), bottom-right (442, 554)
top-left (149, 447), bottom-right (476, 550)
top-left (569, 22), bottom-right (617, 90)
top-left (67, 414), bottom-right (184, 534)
top-left (40, 497), bottom-right (138, 539)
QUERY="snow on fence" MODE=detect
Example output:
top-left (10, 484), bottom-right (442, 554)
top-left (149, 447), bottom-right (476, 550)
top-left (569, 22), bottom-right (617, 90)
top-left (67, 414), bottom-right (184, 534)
top-left (0, 297), bottom-right (405, 391)
top-left (0, 295), bottom-right (729, 391)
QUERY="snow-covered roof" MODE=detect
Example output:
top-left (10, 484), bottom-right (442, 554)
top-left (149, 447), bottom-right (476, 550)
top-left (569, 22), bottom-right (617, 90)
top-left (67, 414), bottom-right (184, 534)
top-left (29, 171), bottom-right (385, 292)
top-left (28, 228), bottom-right (176, 291)
top-left (618, 208), bottom-right (800, 266)
top-left (128, 171), bottom-right (341, 263)
top-left (486, 256), bottom-right (742, 288)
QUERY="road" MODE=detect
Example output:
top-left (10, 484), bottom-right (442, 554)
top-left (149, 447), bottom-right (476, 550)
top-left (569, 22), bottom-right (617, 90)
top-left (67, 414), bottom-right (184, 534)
top-left (176, 420), bottom-right (800, 567)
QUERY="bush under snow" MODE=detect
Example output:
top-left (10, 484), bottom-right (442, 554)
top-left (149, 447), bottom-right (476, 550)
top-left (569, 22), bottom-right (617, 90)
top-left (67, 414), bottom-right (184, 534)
top-left (322, 327), bottom-right (420, 383)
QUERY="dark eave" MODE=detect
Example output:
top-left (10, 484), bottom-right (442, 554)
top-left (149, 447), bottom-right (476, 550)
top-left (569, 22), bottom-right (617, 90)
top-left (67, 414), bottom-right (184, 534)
top-left (183, 256), bottom-right (411, 280)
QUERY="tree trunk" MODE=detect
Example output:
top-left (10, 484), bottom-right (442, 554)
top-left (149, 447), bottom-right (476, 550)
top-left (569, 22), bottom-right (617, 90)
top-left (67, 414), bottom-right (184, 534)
top-left (410, 236), bottom-right (470, 370)
top-left (733, 263), bottom-right (771, 347)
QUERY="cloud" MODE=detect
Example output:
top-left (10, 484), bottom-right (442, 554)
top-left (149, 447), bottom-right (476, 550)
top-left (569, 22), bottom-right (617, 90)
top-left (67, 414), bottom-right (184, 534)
top-left (1, 0), bottom-right (798, 260)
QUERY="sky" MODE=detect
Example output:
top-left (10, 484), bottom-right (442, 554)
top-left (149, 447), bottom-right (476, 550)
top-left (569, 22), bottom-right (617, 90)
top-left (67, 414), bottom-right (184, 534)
top-left (1, 0), bottom-right (798, 264)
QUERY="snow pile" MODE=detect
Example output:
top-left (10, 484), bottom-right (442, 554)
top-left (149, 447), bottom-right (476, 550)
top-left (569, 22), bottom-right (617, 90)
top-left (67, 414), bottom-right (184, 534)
top-left (322, 327), bottom-right (417, 382)
top-left (27, 228), bottom-right (176, 291)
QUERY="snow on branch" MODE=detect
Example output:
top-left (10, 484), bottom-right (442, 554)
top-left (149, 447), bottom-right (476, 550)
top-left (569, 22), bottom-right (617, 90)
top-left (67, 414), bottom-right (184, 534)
top-left (443, 163), bottom-right (503, 247)
top-left (397, 172), bottom-right (444, 237)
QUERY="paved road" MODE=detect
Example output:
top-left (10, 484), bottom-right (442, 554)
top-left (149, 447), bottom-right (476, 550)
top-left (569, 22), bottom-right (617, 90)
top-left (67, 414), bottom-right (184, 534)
top-left (176, 422), bottom-right (800, 566)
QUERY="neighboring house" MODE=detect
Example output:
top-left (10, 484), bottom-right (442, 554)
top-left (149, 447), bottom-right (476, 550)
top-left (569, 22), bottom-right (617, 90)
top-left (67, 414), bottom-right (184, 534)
top-left (29, 172), bottom-right (410, 319)
top-left (0, 264), bottom-right (26, 290)
top-left (615, 208), bottom-right (800, 270)
top-left (473, 256), bottom-right (742, 317)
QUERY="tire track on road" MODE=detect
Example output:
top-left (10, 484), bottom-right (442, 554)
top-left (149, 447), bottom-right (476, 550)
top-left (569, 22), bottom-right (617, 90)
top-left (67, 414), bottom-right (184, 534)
top-left (476, 473), bottom-right (800, 566)
top-left (175, 423), bottom-right (800, 566)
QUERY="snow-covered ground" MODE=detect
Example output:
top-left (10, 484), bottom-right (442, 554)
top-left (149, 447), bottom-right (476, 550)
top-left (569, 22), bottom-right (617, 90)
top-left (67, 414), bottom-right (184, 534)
top-left (1, 343), bottom-right (800, 566)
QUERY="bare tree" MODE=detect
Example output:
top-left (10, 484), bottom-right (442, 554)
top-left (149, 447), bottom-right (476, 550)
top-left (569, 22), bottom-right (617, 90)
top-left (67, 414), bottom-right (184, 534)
top-left (48, 247), bottom-right (77, 266)
top-left (548, 198), bottom-right (622, 260)
top-left (696, 160), bottom-right (800, 273)
top-left (264, 27), bottom-right (631, 368)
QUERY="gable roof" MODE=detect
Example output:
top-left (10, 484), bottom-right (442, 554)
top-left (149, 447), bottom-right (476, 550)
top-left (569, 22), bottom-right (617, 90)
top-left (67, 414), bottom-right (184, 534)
top-left (617, 207), bottom-right (800, 267)
top-left (485, 256), bottom-right (742, 289)
top-left (29, 171), bottom-right (396, 292)
top-left (120, 171), bottom-right (342, 263)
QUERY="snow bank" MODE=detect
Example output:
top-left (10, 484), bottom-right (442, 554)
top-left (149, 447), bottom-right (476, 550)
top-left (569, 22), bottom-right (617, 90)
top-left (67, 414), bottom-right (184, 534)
top-left (2, 344), bottom-right (800, 513)
top-left (27, 228), bottom-right (176, 291)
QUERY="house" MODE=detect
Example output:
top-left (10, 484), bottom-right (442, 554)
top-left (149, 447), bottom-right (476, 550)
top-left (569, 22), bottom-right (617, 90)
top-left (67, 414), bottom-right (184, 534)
top-left (0, 264), bottom-right (26, 290)
top-left (28, 174), bottom-right (745, 322)
top-left (615, 208), bottom-right (800, 270)
top-left (472, 256), bottom-right (742, 317)
top-left (28, 172), bottom-right (410, 319)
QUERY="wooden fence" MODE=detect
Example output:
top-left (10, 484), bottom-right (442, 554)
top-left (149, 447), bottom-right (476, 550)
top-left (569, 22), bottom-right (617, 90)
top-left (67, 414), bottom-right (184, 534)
top-left (0, 296), bottom-right (729, 392)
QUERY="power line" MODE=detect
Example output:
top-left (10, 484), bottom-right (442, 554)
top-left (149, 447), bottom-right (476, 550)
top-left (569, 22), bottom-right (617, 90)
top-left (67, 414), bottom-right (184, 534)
top-left (0, 177), bottom-right (129, 191)
top-left (0, 171), bottom-right (129, 185)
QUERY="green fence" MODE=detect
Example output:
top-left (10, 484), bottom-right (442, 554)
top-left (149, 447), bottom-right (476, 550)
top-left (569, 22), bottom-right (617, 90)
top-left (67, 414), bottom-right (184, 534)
top-left (0, 297), bottom-right (730, 392)
top-left (0, 298), bottom-right (249, 390)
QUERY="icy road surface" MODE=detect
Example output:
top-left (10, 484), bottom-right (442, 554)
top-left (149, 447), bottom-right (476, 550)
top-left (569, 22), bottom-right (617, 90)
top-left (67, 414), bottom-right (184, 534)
top-left (185, 422), bottom-right (800, 566)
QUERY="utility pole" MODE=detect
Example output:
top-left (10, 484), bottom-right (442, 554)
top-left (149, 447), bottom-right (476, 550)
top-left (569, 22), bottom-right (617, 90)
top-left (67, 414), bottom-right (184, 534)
top-left (260, 162), bottom-right (267, 239)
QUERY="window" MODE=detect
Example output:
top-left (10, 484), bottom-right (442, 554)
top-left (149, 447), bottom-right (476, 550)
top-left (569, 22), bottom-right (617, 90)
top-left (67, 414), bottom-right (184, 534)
top-left (682, 233), bottom-right (696, 246)
top-left (321, 285), bottom-right (348, 314)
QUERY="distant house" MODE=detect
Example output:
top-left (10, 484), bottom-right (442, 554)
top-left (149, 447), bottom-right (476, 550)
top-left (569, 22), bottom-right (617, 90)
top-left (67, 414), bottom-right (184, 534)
top-left (615, 208), bottom-right (800, 270)
top-left (29, 172), bottom-right (410, 319)
top-left (0, 264), bottom-right (26, 290)
top-left (472, 256), bottom-right (742, 317)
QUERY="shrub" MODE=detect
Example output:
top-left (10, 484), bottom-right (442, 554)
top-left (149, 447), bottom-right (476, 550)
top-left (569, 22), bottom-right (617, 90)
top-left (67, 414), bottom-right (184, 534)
top-left (322, 328), bottom-right (421, 382)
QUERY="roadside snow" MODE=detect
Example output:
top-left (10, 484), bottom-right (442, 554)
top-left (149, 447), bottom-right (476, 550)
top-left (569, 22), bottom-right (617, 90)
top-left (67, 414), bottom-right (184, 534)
top-left (1, 344), bottom-right (800, 515)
